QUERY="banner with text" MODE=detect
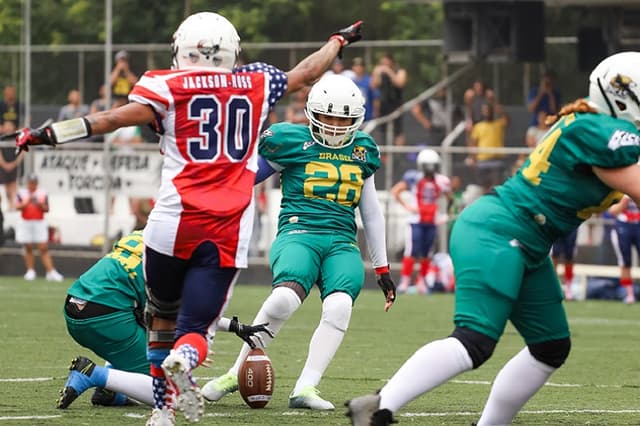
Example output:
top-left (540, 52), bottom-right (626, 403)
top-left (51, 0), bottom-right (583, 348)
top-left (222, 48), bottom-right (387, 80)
top-left (32, 150), bottom-right (162, 198)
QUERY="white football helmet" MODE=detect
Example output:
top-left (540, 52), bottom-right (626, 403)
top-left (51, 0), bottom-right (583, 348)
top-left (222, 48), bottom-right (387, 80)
top-left (589, 51), bottom-right (640, 129)
top-left (304, 74), bottom-right (365, 149)
top-left (171, 12), bottom-right (240, 71)
top-left (416, 149), bottom-right (440, 176)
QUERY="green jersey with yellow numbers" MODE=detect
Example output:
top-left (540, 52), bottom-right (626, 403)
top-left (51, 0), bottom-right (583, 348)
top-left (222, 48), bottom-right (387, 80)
top-left (494, 112), bottom-right (640, 261)
top-left (67, 231), bottom-right (145, 311)
top-left (259, 123), bottom-right (380, 239)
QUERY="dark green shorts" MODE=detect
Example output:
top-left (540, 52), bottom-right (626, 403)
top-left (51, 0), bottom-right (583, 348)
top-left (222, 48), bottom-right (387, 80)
top-left (269, 231), bottom-right (364, 301)
top-left (64, 309), bottom-right (148, 374)
top-left (450, 197), bottom-right (570, 343)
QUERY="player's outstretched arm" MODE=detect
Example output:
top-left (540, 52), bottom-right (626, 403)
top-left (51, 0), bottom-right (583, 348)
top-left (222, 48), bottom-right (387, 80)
top-left (15, 102), bottom-right (155, 153)
top-left (285, 20), bottom-right (363, 95)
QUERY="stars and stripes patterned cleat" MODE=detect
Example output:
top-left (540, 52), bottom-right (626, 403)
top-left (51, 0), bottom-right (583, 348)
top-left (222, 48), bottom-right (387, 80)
top-left (161, 350), bottom-right (204, 422)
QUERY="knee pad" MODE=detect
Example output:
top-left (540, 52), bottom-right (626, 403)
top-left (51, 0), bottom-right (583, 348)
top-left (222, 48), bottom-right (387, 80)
top-left (144, 286), bottom-right (180, 322)
top-left (450, 327), bottom-right (497, 369)
top-left (144, 287), bottom-right (180, 346)
top-left (528, 337), bottom-right (571, 368)
top-left (263, 286), bottom-right (302, 321)
top-left (321, 292), bottom-right (353, 332)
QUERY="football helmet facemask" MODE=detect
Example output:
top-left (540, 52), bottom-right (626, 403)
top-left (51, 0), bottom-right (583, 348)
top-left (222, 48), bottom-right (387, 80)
top-left (304, 74), bottom-right (365, 149)
top-left (171, 12), bottom-right (240, 71)
top-left (589, 51), bottom-right (640, 129)
top-left (416, 148), bottom-right (440, 177)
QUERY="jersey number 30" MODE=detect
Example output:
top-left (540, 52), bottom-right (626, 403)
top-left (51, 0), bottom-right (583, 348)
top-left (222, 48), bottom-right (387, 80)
top-left (186, 95), bottom-right (252, 162)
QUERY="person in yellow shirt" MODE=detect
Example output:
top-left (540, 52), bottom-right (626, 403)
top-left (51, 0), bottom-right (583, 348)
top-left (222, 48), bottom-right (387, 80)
top-left (467, 101), bottom-right (510, 193)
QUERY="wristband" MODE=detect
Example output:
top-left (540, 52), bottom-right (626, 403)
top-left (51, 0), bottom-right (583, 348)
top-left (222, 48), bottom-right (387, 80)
top-left (374, 265), bottom-right (389, 275)
top-left (329, 34), bottom-right (347, 46)
top-left (50, 117), bottom-right (92, 143)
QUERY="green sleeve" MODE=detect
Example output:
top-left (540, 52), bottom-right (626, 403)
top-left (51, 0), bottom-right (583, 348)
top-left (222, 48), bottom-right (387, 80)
top-left (567, 114), bottom-right (640, 169)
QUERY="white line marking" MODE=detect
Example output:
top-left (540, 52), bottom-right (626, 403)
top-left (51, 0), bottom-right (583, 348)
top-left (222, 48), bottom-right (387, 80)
top-left (401, 409), bottom-right (640, 417)
top-left (0, 416), bottom-right (61, 421)
top-left (451, 379), bottom-right (623, 388)
top-left (0, 377), bottom-right (53, 382)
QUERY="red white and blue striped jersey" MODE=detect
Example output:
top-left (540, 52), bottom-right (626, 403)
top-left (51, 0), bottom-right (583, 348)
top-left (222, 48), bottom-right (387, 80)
top-left (130, 63), bottom-right (287, 267)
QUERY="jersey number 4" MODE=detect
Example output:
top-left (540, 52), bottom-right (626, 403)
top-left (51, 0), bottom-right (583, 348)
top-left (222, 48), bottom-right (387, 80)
top-left (186, 95), bottom-right (252, 162)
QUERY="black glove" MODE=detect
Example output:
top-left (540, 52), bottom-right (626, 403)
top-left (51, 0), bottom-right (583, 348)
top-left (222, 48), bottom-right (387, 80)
top-left (329, 20), bottom-right (363, 58)
top-left (375, 269), bottom-right (396, 312)
top-left (15, 126), bottom-right (57, 153)
top-left (228, 316), bottom-right (275, 349)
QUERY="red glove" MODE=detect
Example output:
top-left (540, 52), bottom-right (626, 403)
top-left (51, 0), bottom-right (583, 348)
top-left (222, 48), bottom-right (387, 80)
top-left (15, 127), bottom-right (56, 153)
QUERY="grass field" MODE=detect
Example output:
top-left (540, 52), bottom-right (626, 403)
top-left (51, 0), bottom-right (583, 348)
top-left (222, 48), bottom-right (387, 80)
top-left (1, 276), bottom-right (640, 425)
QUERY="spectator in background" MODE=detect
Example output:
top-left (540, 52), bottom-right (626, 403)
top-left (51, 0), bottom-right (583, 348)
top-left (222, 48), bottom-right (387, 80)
top-left (350, 56), bottom-right (379, 122)
top-left (58, 89), bottom-right (89, 122)
top-left (106, 97), bottom-right (142, 151)
top-left (467, 101), bottom-right (510, 193)
top-left (110, 50), bottom-right (138, 97)
top-left (371, 52), bottom-right (407, 146)
top-left (323, 58), bottom-right (355, 80)
top-left (88, 85), bottom-right (109, 142)
top-left (608, 195), bottom-right (640, 304)
top-left (512, 109), bottom-right (551, 173)
top-left (285, 86), bottom-right (310, 125)
top-left (15, 174), bottom-right (63, 282)
top-left (411, 87), bottom-right (449, 146)
top-left (0, 84), bottom-right (24, 209)
top-left (525, 110), bottom-right (551, 149)
top-left (463, 79), bottom-right (492, 133)
top-left (90, 84), bottom-right (109, 114)
top-left (551, 229), bottom-right (579, 301)
top-left (527, 68), bottom-right (561, 127)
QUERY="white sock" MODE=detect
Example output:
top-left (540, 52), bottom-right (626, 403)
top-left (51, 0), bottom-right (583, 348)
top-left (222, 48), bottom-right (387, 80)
top-left (477, 347), bottom-right (555, 426)
top-left (379, 337), bottom-right (473, 413)
top-left (229, 286), bottom-right (301, 375)
top-left (293, 292), bottom-right (352, 395)
top-left (105, 369), bottom-right (153, 405)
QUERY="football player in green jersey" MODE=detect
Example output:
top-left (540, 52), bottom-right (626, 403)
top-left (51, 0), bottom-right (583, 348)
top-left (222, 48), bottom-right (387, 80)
top-left (202, 74), bottom-right (396, 410)
top-left (58, 231), bottom-right (271, 410)
top-left (347, 52), bottom-right (640, 426)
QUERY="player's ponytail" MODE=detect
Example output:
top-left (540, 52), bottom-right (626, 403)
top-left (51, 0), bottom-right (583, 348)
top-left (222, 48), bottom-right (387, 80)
top-left (545, 98), bottom-right (598, 126)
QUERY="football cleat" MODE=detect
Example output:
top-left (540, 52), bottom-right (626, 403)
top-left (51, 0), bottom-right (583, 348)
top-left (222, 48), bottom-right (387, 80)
top-left (345, 392), bottom-right (396, 425)
top-left (91, 387), bottom-right (137, 406)
top-left (201, 371), bottom-right (238, 402)
top-left (289, 386), bottom-right (335, 410)
top-left (146, 406), bottom-right (176, 426)
top-left (57, 356), bottom-right (97, 409)
top-left (161, 351), bottom-right (204, 422)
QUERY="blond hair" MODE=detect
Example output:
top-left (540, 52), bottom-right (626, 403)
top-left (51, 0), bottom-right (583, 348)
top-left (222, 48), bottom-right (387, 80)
top-left (545, 98), bottom-right (598, 126)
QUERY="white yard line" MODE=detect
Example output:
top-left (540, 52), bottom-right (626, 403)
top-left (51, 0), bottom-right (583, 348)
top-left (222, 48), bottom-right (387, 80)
top-left (0, 416), bottom-right (61, 421)
top-left (401, 409), bottom-right (640, 417)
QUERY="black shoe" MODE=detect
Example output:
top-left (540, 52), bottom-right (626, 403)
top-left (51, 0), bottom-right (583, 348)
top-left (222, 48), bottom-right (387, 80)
top-left (91, 387), bottom-right (137, 406)
top-left (372, 409), bottom-right (397, 425)
top-left (56, 356), bottom-right (96, 409)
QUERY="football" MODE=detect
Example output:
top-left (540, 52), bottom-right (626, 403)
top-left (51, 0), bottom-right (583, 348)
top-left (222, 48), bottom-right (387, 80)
top-left (237, 347), bottom-right (275, 409)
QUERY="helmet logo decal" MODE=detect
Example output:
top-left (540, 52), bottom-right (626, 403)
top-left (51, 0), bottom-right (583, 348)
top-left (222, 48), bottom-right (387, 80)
top-left (351, 146), bottom-right (367, 162)
top-left (610, 74), bottom-right (636, 98)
